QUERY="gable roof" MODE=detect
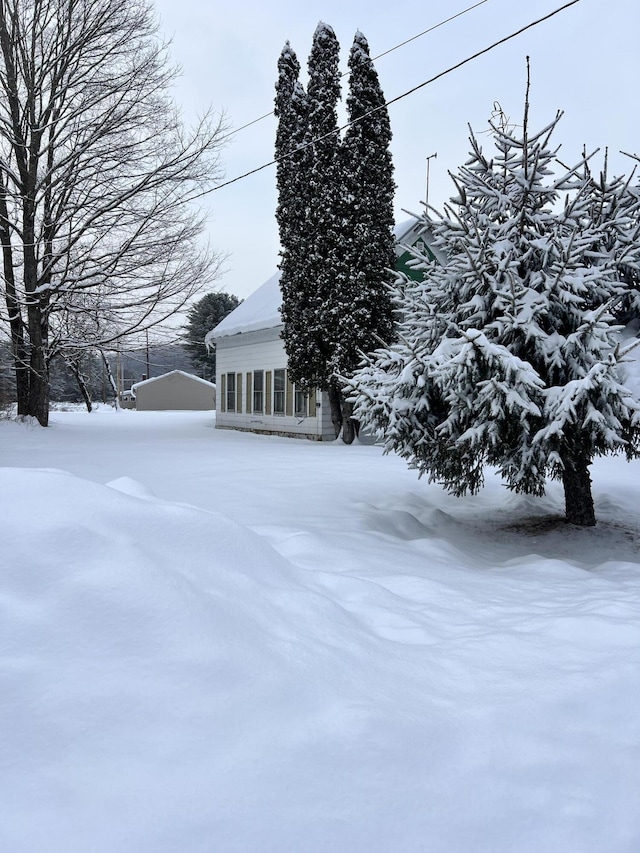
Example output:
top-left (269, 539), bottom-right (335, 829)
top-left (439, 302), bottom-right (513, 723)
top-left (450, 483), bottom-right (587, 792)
top-left (207, 272), bottom-right (282, 341)
top-left (209, 218), bottom-right (434, 340)
top-left (131, 370), bottom-right (216, 393)
top-left (394, 217), bottom-right (423, 243)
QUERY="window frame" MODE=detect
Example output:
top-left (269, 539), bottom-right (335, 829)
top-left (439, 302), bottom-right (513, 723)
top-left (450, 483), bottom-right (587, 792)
top-left (226, 372), bottom-right (236, 412)
top-left (253, 369), bottom-right (264, 413)
top-left (294, 386), bottom-right (308, 418)
top-left (273, 368), bottom-right (286, 416)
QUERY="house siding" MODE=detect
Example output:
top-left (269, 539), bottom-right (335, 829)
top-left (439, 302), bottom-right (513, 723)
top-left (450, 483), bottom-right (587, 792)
top-left (210, 220), bottom-right (437, 441)
top-left (215, 328), bottom-right (334, 440)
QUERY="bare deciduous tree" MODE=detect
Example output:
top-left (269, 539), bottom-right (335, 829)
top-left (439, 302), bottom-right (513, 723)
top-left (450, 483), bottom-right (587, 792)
top-left (0, 0), bottom-right (226, 424)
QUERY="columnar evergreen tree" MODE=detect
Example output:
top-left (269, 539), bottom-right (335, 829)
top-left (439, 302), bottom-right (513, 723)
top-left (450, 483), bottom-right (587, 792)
top-left (274, 44), bottom-right (312, 404)
top-left (283, 22), bottom-right (345, 436)
top-left (336, 31), bottom-right (395, 441)
top-left (274, 41), bottom-right (302, 238)
top-left (349, 107), bottom-right (640, 526)
top-left (275, 25), bottom-right (396, 441)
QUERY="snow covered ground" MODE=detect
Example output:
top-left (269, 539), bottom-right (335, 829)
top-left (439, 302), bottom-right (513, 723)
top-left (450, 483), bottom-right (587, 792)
top-left (2, 408), bottom-right (640, 853)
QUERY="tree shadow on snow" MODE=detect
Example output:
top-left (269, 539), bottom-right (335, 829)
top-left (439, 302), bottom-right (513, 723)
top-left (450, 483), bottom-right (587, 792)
top-left (360, 494), bottom-right (640, 571)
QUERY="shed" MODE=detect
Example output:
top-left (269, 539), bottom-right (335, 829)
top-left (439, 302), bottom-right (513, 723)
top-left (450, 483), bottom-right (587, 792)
top-left (131, 370), bottom-right (216, 411)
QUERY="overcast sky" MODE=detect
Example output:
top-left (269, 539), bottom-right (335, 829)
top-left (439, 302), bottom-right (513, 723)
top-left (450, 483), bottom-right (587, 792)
top-left (152, 0), bottom-right (639, 302)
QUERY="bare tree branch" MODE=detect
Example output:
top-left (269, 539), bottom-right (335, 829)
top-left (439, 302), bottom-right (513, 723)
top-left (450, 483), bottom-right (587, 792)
top-left (0, 0), bottom-right (226, 424)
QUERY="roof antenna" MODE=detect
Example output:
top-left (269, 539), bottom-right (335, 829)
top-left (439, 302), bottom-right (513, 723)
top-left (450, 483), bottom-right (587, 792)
top-left (425, 152), bottom-right (437, 209)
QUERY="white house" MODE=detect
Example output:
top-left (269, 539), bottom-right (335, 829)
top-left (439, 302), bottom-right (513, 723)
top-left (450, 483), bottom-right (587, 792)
top-left (131, 370), bottom-right (216, 411)
top-left (208, 218), bottom-right (437, 440)
top-left (209, 273), bottom-right (334, 439)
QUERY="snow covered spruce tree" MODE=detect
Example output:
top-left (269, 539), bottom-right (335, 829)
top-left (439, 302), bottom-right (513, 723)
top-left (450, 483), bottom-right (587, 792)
top-left (0, 0), bottom-right (225, 425)
top-left (349, 106), bottom-right (640, 526)
top-left (275, 25), bottom-right (395, 442)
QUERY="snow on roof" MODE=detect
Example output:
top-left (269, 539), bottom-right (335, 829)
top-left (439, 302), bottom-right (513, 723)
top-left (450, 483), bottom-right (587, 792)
top-left (209, 220), bottom-right (428, 340)
top-left (208, 272), bottom-right (282, 340)
top-left (131, 370), bottom-right (216, 393)
top-left (394, 217), bottom-right (421, 242)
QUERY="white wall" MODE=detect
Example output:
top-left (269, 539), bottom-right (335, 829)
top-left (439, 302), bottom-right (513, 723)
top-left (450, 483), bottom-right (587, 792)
top-left (215, 328), bottom-right (334, 440)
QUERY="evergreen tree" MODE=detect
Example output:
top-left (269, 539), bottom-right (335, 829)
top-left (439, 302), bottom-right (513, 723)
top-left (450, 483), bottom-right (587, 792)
top-left (275, 43), bottom-right (301, 152)
top-left (336, 31), bottom-right (396, 441)
top-left (275, 44), bottom-right (311, 402)
top-left (274, 41), bottom-right (303, 239)
top-left (350, 107), bottom-right (640, 526)
top-left (305, 23), bottom-right (345, 435)
top-left (276, 25), bottom-right (396, 442)
top-left (279, 23), bottom-right (345, 437)
top-left (184, 292), bottom-right (240, 380)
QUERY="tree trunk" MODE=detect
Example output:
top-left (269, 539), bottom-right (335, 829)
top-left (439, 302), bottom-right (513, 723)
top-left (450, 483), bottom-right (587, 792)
top-left (24, 204), bottom-right (50, 425)
top-left (25, 293), bottom-right (49, 425)
top-left (0, 274), bottom-right (29, 412)
top-left (0, 176), bottom-right (29, 414)
top-left (11, 337), bottom-right (30, 415)
top-left (100, 350), bottom-right (119, 409)
top-left (340, 397), bottom-right (360, 445)
top-left (561, 453), bottom-right (596, 526)
top-left (327, 382), bottom-right (343, 439)
top-left (67, 359), bottom-right (93, 413)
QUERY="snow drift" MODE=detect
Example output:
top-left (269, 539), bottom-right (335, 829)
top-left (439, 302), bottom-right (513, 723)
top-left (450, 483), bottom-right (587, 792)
top-left (2, 415), bottom-right (640, 852)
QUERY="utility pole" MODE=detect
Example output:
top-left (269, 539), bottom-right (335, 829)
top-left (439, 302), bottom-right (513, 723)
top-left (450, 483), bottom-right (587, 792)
top-left (116, 346), bottom-right (122, 399)
top-left (426, 152), bottom-right (437, 209)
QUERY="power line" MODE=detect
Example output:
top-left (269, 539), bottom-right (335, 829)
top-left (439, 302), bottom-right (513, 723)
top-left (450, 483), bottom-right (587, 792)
top-left (217, 0), bottom-right (490, 144)
top-left (201, 0), bottom-right (582, 198)
top-left (372, 0), bottom-right (489, 62)
top-left (384, 0), bottom-right (581, 110)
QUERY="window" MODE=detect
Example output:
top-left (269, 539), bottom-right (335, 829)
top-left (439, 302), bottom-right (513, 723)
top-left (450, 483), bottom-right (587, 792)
top-left (273, 369), bottom-right (285, 415)
top-left (294, 387), bottom-right (308, 418)
top-left (226, 372), bottom-right (236, 412)
top-left (253, 370), bottom-right (264, 413)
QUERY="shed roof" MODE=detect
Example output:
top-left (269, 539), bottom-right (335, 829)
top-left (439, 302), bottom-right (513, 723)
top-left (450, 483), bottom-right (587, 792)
top-left (131, 370), bottom-right (216, 393)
